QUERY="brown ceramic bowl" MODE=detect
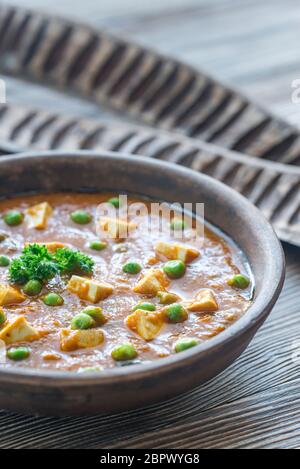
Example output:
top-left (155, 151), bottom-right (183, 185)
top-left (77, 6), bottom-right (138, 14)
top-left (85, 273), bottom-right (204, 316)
top-left (0, 151), bottom-right (285, 415)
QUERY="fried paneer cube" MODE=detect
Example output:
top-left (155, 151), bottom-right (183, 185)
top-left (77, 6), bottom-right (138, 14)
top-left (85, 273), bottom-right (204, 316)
top-left (41, 242), bottom-right (66, 253)
top-left (125, 309), bottom-right (164, 341)
top-left (187, 289), bottom-right (218, 313)
top-left (133, 269), bottom-right (169, 296)
top-left (99, 217), bottom-right (137, 240)
top-left (67, 275), bottom-right (113, 303)
top-left (0, 316), bottom-right (40, 344)
top-left (26, 202), bottom-right (53, 230)
top-left (25, 241), bottom-right (66, 253)
top-left (0, 285), bottom-right (25, 306)
top-left (60, 328), bottom-right (105, 351)
top-left (155, 241), bottom-right (200, 263)
top-left (157, 291), bottom-right (182, 305)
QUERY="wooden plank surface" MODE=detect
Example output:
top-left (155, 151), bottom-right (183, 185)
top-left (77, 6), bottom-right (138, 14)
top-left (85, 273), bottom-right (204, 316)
top-left (6, 0), bottom-right (300, 126)
top-left (1, 0), bottom-right (300, 449)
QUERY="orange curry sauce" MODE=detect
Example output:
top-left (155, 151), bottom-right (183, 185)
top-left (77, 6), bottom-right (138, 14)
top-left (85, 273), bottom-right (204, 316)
top-left (0, 193), bottom-right (252, 372)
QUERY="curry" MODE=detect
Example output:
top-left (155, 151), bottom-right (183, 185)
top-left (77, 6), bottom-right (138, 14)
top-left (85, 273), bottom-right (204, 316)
top-left (0, 193), bottom-right (252, 372)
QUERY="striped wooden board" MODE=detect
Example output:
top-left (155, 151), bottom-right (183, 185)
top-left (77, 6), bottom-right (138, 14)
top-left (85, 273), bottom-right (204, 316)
top-left (0, 101), bottom-right (300, 246)
top-left (0, 3), bottom-right (300, 166)
top-left (0, 0), bottom-right (299, 450)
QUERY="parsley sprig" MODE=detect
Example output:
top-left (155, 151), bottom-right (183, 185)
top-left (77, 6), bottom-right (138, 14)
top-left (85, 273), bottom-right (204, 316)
top-left (9, 244), bottom-right (94, 285)
top-left (53, 247), bottom-right (94, 275)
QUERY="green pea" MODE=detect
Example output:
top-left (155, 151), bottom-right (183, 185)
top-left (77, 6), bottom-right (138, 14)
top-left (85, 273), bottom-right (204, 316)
top-left (0, 309), bottom-right (6, 326)
top-left (70, 210), bottom-right (92, 225)
top-left (163, 260), bottom-right (186, 279)
top-left (3, 210), bottom-right (23, 226)
top-left (43, 292), bottom-right (64, 307)
top-left (89, 240), bottom-right (107, 251)
top-left (7, 346), bottom-right (30, 361)
top-left (170, 217), bottom-right (187, 231)
top-left (122, 261), bottom-right (142, 275)
top-left (111, 343), bottom-right (138, 361)
top-left (164, 303), bottom-right (188, 323)
top-left (132, 302), bottom-right (156, 312)
top-left (0, 255), bottom-right (10, 267)
top-left (23, 279), bottom-right (43, 296)
top-left (157, 291), bottom-right (179, 305)
top-left (174, 338), bottom-right (198, 353)
top-left (71, 312), bottom-right (96, 330)
top-left (81, 306), bottom-right (107, 326)
top-left (107, 197), bottom-right (120, 209)
top-left (228, 274), bottom-right (250, 290)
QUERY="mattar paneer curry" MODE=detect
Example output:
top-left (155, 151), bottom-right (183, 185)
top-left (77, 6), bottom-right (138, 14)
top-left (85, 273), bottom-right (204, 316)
top-left (0, 193), bottom-right (252, 372)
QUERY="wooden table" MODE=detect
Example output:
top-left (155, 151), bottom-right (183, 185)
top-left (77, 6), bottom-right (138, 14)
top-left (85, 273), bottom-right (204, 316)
top-left (1, 0), bottom-right (300, 449)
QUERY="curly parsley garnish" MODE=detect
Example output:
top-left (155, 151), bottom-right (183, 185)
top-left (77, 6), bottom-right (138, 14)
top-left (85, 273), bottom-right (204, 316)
top-left (53, 247), bottom-right (94, 276)
top-left (9, 244), bottom-right (94, 285)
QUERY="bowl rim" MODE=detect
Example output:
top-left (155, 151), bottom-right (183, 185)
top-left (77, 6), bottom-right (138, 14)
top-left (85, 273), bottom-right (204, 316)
top-left (0, 150), bottom-right (285, 385)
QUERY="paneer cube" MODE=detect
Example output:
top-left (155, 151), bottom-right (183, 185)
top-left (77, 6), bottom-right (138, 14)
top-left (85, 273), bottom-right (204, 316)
top-left (133, 269), bottom-right (169, 296)
top-left (187, 289), bottom-right (218, 313)
top-left (25, 242), bottom-right (66, 253)
top-left (67, 275), bottom-right (113, 303)
top-left (26, 202), bottom-right (53, 230)
top-left (155, 241), bottom-right (200, 263)
top-left (25, 241), bottom-right (66, 254)
top-left (42, 242), bottom-right (66, 253)
top-left (60, 328), bottom-right (105, 351)
top-left (0, 316), bottom-right (40, 344)
top-left (125, 309), bottom-right (164, 341)
top-left (0, 285), bottom-right (26, 306)
top-left (99, 217), bottom-right (137, 240)
top-left (157, 291), bottom-right (182, 305)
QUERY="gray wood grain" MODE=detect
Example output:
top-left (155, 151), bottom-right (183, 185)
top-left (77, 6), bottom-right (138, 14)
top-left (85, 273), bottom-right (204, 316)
top-left (4, 0), bottom-right (300, 126)
top-left (0, 0), bottom-right (300, 449)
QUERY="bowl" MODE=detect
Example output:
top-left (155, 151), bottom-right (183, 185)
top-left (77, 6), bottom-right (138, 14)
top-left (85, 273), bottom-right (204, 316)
top-left (0, 151), bottom-right (285, 415)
